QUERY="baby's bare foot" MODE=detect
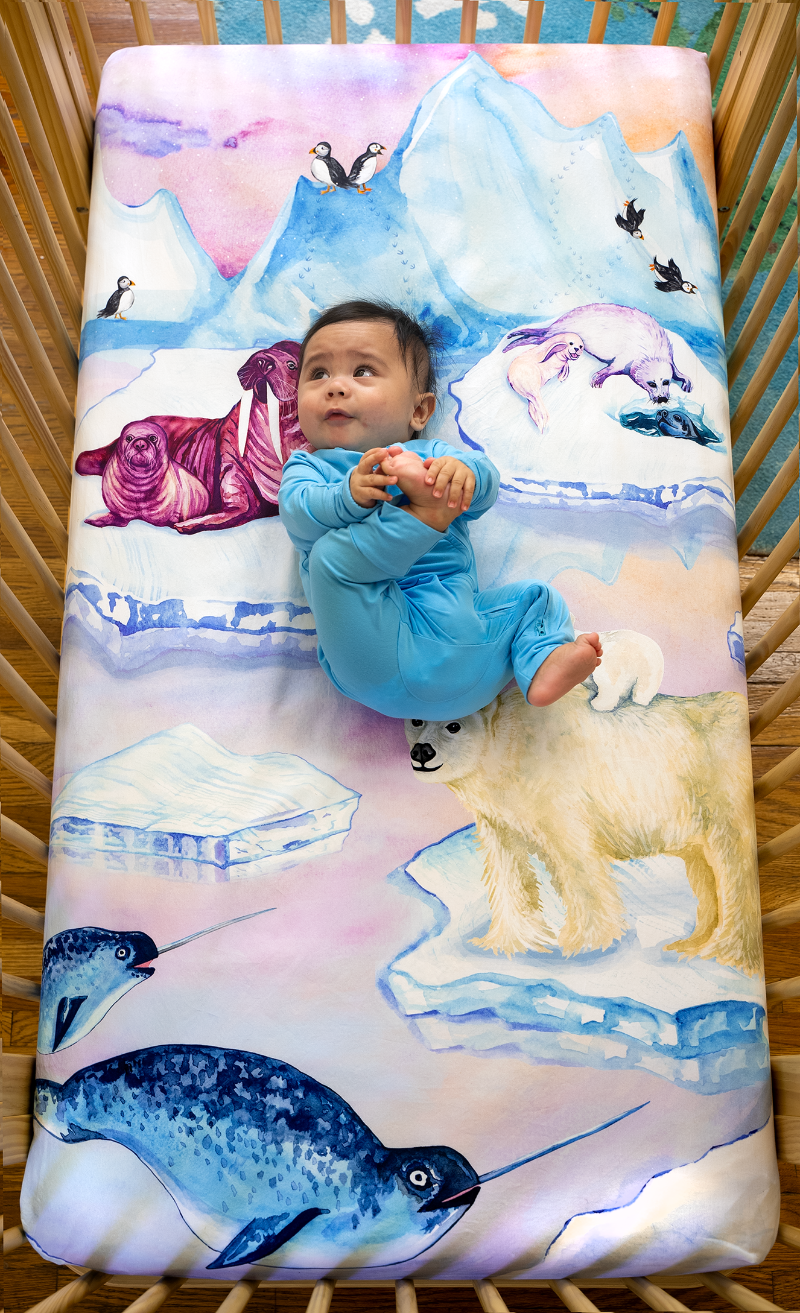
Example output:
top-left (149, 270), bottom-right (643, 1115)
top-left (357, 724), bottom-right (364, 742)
top-left (382, 451), bottom-right (460, 531)
top-left (527, 633), bottom-right (603, 707)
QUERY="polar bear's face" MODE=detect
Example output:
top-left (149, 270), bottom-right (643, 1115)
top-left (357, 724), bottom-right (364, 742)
top-left (404, 712), bottom-right (488, 783)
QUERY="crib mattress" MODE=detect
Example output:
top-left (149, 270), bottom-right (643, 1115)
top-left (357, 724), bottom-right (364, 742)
top-left (23, 42), bottom-right (779, 1280)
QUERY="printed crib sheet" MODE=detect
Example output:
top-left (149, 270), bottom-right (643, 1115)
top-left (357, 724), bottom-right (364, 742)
top-left (23, 42), bottom-right (779, 1280)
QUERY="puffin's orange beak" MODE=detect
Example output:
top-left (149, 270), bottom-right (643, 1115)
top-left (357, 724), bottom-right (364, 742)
top-left (309, 148), bottom-right (315, 154)
top-left (130, 280), bottom-right (136, 285)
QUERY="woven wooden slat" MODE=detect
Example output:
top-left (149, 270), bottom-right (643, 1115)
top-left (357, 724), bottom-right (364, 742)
top-left (2, 891), bottom-right (46, 931)
top-left (758, 820), bottom-right (800, 869)
top-left (650, 2), bottom-right (676, 47)
top-left (0, 330), bottom-right (72, 497)
top-left (719, 81), bottom-right (798, 283)
top-left (1, 420), bottom-right (69, 557)
top-left (707, 1), bottom-right (744, 93)
top-left (459, 0), bottom-right (478, 44)
top-left (547, 1280), bottom-right (600, 1312)
top-left (713, 2), bottom-right (798, 220)
top-left (196, 0), bottom-right (218, 43)
top-left (522, 0), bottom-right (544, 44)
top-left (2, 969), bottom-right (42, 999)
top-left (586, 2), bottom-right (609, 45)
top-left (120, 1279), bottom-right (185, 1311)
top-left (0, 577), bottom-right (60, 675)
top-left (0, 493), bottom-right (65, 614)
top-left (0, 651), bottom-right (57, 736)
top-left (263, 0), bottom-right (282, 42)
top-left (0, 88), bottom-right (82, 334)
top-left (623, 1278), bottom-right (690, 1311)
top-left (0, 11), bottom-right (87, 271)
top-left (128, 0), bottom-right (155, 44)
top-left (737, 441), bottom-right (799, 559)
top-left (730, 295), bottom-right (798, 446)
top-left (396, 1279), bottom-right (417, 1313)
top-left (754, 742), bottom-right (800, 804)
top-left (23, 1272), bottom-right (111, 1313)
top-left (0, 734), bottom-right (52, 796)
top-left (63, 0), bottom-right (102, 102)
top-left (4, 1050), bottom-right (36, 1117)
top-left (213, 1281), bottom-right (260, 1312)
top-left (741, 524), bottom-right (800, 620)
top-left (701, 1272), bottom-right (782, 1311)
top-left (1, 809), bottom-right (50, 863)
top-left (733, 371), bottom-right (799, 502)
top-left (0, 251), bottom-right (75, 438)
top-left (723, 144), bottom-right (798, 335)
top-left (727, 220), bottom-right (797, 387)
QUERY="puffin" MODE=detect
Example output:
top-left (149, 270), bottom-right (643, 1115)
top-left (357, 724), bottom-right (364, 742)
top-left (97, 275), bottom-right (135, 320)
top-left (348, 142), bottom-right (386, 193)
top-left (650, 255), bottom-right (697, 295)
top-left (309, 142), bottom-right (352, 194)
top-left (614, 199), bottom-right (645, 239)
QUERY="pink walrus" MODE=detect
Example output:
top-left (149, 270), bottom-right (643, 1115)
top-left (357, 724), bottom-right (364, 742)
top-left (504, 303), bottom-right (692, 404)
top-left (506, 333), bottom-right (584, 433)
top-left (79, 419), bottom-right (209, 529)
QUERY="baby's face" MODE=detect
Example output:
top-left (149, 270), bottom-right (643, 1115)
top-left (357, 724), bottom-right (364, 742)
top-left (297, 320), bottom-right (434, 452)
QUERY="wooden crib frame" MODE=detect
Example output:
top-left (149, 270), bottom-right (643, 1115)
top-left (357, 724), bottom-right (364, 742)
top-left (1, 2), bottom-right (798, 1309)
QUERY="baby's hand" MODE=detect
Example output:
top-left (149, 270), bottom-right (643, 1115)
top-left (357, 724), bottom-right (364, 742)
top-left (422, 456), bottom-right (475, 511)
top-left (349, 446), bottom-right (404, 508)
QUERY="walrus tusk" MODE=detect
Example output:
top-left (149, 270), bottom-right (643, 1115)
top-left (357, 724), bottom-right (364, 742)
top-left (238, 387), bottom-right (253, 458)
top-left (267, 384), bottom-right (282, 464)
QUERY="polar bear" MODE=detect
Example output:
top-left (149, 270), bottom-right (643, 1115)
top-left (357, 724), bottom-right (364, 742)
top-left (572, 619), bottom-right (664, 711)
top-left (404, 685), bottom-right (761, 976)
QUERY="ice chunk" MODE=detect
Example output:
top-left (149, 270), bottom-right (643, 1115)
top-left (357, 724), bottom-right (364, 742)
top-left (50, 724), bottom-right (360, 882)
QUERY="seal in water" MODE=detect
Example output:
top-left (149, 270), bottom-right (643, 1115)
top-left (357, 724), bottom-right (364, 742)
top-left (619, 406), bottom-right (723, 448)
top-left (34, 1044), bottom-right (646, 1270)
top-left (38, 909), bottom-right (274, 1054)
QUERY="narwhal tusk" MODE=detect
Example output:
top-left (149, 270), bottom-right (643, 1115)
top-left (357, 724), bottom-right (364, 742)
top-left (476, 1102), bottom-right (649, 1184)
top-left (156, 907), bottom-right (276, 956)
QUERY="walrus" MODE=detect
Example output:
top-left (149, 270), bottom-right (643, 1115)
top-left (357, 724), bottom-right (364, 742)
top-left (506, 333), bottom-right (584, 433)
top-left (504, 303), bottom-right (692, 404)
top-left (76, 343), bottom-right (309, 533)
top-left (77, 420), bottom-right (210, 529)
top-left (236, 341), bottom-right (311, 503)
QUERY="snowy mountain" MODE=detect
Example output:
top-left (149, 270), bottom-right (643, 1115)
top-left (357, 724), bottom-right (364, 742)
top-left (83, 52), bottom-right (725, 381)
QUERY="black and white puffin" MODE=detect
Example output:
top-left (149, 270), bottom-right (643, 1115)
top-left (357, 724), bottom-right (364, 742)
top-left (97, 275), bottom-right (135, 320)
top-left (348, 142), bottom-right (386, 193)
top-left (614, 199), bottom-right (645, 239)
top-left (650, 255), bottom-right (697, 294)
top-left (309, 142), bottom-right (352, 194)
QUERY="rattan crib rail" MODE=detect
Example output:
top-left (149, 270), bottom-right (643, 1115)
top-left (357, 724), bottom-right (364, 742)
top-left (1, 2), bottom-right (798, 1310)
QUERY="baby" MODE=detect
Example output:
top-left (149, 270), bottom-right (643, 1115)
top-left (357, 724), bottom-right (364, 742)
top-left (279, 300), bottom-right (601, 721)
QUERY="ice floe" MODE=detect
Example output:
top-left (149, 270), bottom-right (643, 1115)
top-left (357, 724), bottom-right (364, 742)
top-left (385, 827), bottom-right (768, 1094)
top-left (50, 724), bottom-right (360, 881)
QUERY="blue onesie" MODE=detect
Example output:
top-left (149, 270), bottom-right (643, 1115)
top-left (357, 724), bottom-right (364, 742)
top-left (279, 438), bottom-right (574, 720)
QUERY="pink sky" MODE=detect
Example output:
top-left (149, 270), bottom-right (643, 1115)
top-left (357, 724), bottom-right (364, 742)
top-left (99, 44), bottom-right (714, 279)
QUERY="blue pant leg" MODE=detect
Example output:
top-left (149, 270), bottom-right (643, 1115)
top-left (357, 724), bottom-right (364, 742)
top-left (505, 582), bottom-right (575, 697)
top-left (306, 505), bottom-right (442, 707)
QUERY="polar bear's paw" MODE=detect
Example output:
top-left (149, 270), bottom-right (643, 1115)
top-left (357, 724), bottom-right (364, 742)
top-left (557, 916), bottom-right (628, 957)
top-left (471, 920), bottom-right (556, 957)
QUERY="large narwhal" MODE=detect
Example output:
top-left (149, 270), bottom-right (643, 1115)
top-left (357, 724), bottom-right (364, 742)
top-left (34, 1043), bottom-right (646, 1270)
top-left (38, 909), bottom-right (275, 1054)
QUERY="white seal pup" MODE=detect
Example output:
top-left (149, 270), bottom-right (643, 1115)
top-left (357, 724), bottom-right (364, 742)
top-left (506, 333), bottom-right (584, 433)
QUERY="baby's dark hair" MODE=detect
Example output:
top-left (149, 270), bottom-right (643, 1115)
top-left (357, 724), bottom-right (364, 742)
top-left (300, 300), bottom-right (439, 397)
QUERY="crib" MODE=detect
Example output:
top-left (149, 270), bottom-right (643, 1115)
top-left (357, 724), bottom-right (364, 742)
top-left (1, 2), bottom-right (798, 1310)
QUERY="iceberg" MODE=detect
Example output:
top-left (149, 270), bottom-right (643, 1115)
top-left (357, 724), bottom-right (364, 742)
top-left (50, 724), bottom-right (360, 882)
top-left (384, 827), bottom-right (768, 1094)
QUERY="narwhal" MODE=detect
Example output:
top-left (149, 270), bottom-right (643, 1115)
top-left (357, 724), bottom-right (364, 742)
top-left (34, 1042), bottom-right (646, 1270)
top-left (38, 910), bottom-right (275, 1054)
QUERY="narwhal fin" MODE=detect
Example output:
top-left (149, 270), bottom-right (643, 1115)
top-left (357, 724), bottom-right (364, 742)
top-left (54, 995), bottom-right (88, 1050)
top-left (207, 1207), bottom-right (330, 1269)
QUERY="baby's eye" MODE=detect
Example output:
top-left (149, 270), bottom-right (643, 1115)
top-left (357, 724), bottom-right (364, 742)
top-left (353, 365), bottom-right (375, 377)
top-left (310, 368), bottom-right (329, 380)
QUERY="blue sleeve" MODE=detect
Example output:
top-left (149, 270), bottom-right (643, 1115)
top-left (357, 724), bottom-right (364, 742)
top-left (278, 451), bottom-right (374, 552)
top-left (425, 439), bottom-right (500, 521)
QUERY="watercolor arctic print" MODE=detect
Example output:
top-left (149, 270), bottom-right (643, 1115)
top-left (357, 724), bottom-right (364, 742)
top-left (23, 44), bottom-right (778, 1281)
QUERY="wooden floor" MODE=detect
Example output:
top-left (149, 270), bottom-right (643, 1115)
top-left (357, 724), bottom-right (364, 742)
top-left (1, 10), bottom-right (799, 1311)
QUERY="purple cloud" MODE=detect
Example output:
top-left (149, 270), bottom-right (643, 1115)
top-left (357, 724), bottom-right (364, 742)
top-left (97, 104), bottom-right (210, 158)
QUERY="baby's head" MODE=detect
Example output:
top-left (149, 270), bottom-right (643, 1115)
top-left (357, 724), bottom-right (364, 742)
top-left (297, 300), bottom-right (438, 453)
